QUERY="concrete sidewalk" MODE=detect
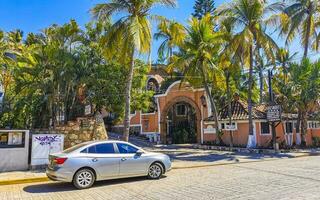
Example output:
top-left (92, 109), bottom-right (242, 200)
top-left (0, 148), bottom-right (319, 186)
top-left (0, 170), bottom-right (48, 186)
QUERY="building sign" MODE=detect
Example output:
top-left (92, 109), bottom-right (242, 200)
top-left (267, 105), bottom-right (281, 122)
top-left (80, 119), bottom-right (90, 128)
top-left (85, 105), bottom-right (92, 116)
top-left (31, 134), bottom-right (64, 166)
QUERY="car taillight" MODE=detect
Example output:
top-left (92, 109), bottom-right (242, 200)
top-left (54, 157), bottom-right (68, 165)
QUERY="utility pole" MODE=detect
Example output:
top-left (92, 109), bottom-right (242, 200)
top-left (268, 70), bottom-right (278, 151)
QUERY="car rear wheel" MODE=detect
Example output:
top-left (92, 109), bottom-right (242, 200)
top-left (148, 163), bottom-right (163, 179)
top-left (73, 168), bottom-right (95, 189)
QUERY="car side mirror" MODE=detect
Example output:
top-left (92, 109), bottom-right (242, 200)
top-left (135, 149), bottom-right (144, 156)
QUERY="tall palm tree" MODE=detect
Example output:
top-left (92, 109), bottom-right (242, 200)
top-left (169, 14), bottom-right (225, 144)
top-left (218, 0), bottom-right (281, 147)
top-left (91, 0), bottom-right (177, 141)
top-left (280, 0), bottom-right (320, 58)
top-left (218, 20), bottom-right (242, 147)
top-left (154, 19), bottom-right (186, 63)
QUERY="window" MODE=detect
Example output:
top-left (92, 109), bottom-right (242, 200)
top-left (219, 122), bottom-right (237, 130)
top-left (260, 122), bottom-right (270, 135)
top-left (0, 132), bottom-right (25, 148)
top-left (285, 122), bottom-right (293, 134)
top-left (176, 104), bottom-right (187, 116)
top-left (117, 143), bottom-right (138, 154)
top-left (308, 121), bottom-right (320, 129)
top-left (220, 123), bottom-right (225, 130)
top-left (85, 143), bottom-right (115, 154)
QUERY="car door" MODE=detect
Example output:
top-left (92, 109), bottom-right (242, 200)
top-left (116, 143), bottom-right (149, 176)
top-left (85, 143), bottom-right (120, 179)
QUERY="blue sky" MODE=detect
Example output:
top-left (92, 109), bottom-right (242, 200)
top-left (0, 0), bottom-right (314, 61)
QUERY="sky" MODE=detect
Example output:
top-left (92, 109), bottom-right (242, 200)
top-left (0, 0), bottom-right (315, 62)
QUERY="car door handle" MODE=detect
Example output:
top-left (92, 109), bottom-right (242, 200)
top-left (92, 158), bottom-right (98, 162)
top-left (121, 158), bottom-right (127, 162)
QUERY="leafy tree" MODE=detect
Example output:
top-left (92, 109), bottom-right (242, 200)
top-left (154, 19), bottom-right (186, 63)
top-left (275, 48), bottom-right (297, 84)
top-left (280, 0), bottom-right (320, 58)
top-left (0, 20), bottom-right (152, 130)
top-left (91, 0), bottom-right (177, 142)
top-left (218, 0), bottom-right (281, 147)
top-left (285, 59), bottom-right (320, 146)
top-left (169, 14), bottom-right (225, 144)
top-left (193, 0), bottom-right (216, 19)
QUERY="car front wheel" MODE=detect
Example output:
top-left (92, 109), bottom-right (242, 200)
top-left (73, 168), bottom-right (95, 189)
top-left (148, 163), bottom-right (163, 179)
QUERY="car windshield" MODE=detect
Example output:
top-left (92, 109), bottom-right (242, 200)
top-left (62, 143), bottom-right (89, 153)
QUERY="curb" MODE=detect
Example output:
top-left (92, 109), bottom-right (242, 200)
top-left (0, 177), bottom-right (49, 186)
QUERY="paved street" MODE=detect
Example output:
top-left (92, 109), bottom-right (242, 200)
top-left (1, 156), bottom-right (320, 200)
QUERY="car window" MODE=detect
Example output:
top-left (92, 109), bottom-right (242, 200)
top-left (117, 143), bottom-right (138, 154)
top-left (84, 143), bottom-right (115, 154)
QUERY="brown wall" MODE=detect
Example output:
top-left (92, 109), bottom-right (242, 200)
top-left (141, 113), bottom-right (159, 133)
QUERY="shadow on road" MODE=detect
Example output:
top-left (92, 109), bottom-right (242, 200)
top-left (23, 176), bottom-right (166, 194)
top-left (167, 151), bottom-right (295, 163)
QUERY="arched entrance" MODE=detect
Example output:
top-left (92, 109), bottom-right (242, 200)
top-left (160, 97), bottom-right (201, 144)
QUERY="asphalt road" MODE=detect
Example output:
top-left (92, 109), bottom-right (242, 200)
top-left (1, 156), bottom-right (320, 200)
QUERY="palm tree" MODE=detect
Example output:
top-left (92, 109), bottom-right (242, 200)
top-left (169, 14), bottom-right (225, 144)
top-left (275, 48), bottom-right (297, 84)
top-left (280, 0), bottom-right (320, 58)
top-left (218, 0), bottom-right (282, 147)
top-left (287, 59), bottom-right (320, 146)
top-left (91, 0), bottom-right (177, 141)
top-left (154, 19), bottom-right (186, 63)
top-left (218, 20), bottom-right (242, 147)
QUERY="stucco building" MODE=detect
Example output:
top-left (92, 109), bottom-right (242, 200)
top-left (113, 67), bottom-right (320, 148)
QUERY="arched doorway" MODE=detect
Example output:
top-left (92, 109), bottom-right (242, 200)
top-left (160, 97), bottom-right (201, 144)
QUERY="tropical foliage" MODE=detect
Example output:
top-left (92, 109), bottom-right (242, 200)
top-left (0, 20), bottom-right (152, 129)
top-left (1, 0), bottom-right (320, 148)
top-left (91, 0), bottom-right (177, 141)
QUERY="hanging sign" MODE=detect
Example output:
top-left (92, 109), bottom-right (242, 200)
top-left (267, 105), bottom-right (281, 122)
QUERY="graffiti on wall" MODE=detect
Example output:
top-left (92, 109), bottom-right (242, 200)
top-left (34, 135), bottom-right (60, 146)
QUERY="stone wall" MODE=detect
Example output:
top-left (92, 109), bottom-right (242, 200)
top-left (32, 115), bottom-right (108, 149)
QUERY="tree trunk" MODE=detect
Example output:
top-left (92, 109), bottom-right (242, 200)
top-left (296, 111), bottom-right (301, 145)
top-left (300, 110), bottom-right (307, 147)
top-left (303, 15), bottom-right (312, 58)
top-left (259, 69), bottom-right (263, 104)
top-left (123, 49), bottom-right (135, 142)
top-left (201, 67), bottom-right (221, 144)
top-left (226, 72), bottom-right (233, 147)
top-left (282, 63), bottom-right (288, 84)
top-left (248, 45), bottom-right (254, 136)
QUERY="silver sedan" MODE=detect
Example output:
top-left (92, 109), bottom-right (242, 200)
top-left (46, 140), bottom-right (171, 189)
